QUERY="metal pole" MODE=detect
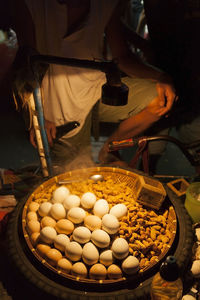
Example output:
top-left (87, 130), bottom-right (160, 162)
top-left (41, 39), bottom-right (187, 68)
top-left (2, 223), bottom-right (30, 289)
top-left (30, 86), bottom-right (53, 177)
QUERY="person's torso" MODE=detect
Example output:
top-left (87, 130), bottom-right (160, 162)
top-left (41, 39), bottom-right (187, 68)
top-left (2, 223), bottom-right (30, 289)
top-left (24, 0), bottom-right (119, 136)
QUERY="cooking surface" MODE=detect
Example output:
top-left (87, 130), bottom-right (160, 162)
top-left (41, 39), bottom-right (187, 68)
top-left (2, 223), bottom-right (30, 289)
top-left (22, 168), bottom-right (177, 287)
top-left (2, 180), bottom-right (196, 300)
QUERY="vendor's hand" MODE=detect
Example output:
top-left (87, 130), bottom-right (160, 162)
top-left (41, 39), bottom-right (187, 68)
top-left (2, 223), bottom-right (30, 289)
top-left (44, 120), bottom-right (57, 146)
top-left (145, 96), bottom-right (168, 120)
top-left (98, 142), bottom-right (128, 167)
top-left (156, 74), bottom-right (178, 117)
top-left (29, 120), bottom-right (56, 148)
top-left (98, 142), bottom-right (110, 164)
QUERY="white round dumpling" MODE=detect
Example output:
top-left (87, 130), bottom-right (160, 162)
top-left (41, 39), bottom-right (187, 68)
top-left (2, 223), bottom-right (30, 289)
top-left (27, 220), bottom-right (40, 235)
top-left (182, 295), bottom-right (196, 300)
top-left (54, 234), bottom-right (70, 252)
top-left (30, 232), bottom-right (40, 246)
top-left (26, 211), bottom-right (38, 222)
top-left (82, 242), bottom-right (99, 265)
top-left (50, 203), bottom-right (66, 220)
top-left (71, 262), bottom-right (87, 278)
top-left (63, 194), bottom-right (80, 210)
top-left (110, 204), bottom-right (127, 219)
top-left (84, 215), bottom-right (102, 231)
top-left (191, 260), bottom-right (200, 278)
top-left (65, 241), bottom-right (82, 261)
top-left (52, 186), bottom-right (70, 203)
top-left (122, 255), bottom-right (140, 274)
top-left (73, 226), bottom-right (91, 244)
top-left (81, 192), bottom-right (96, 209)
top-left (102, 214), bottom-right (119, 234)
top-left (111, 238), bottom-right (129, 260)
top-left (196, 228), bottom-right (200, 242)
top-left (57, 258), bottom-right (72, 273)
top-left (55, 219), bottom-right (74, 235)
top-left (195, 245), bottom-right (200, 260)
top-left (38, 202), bottom-right (52, 217)
top-left (107, 264), bottom-right (123, 279)
top-left (67, 207), bottom-right (86, 224)
top-left (45, 248), bottom-right (62, 266)
top-left (40, 226), bottom-right (57, 244)
top-left (99, 250), bottom-right (114, 266)
top-left (28, 201), bottom-right (39, 212)
top-left (36, 244), bottom-right (51, 258)
top-left (41, 216), bottom-right (56, 228)
top-left (91, 229), bottom-right (110, 248)
top-left (89, 263), bottom-right (107, 280)
top-left (93, 199), bottom-right (109, 218)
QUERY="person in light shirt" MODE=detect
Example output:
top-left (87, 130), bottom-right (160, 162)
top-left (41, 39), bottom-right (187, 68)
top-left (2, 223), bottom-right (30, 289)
top-left (8, 0), bottom-right (176, 169)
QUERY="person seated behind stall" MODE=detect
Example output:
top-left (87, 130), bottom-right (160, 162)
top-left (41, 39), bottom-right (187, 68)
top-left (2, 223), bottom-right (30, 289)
top-left (123, 0), bottom-right (200, 174)
top-left (11, 0), bottom-right (176, 170)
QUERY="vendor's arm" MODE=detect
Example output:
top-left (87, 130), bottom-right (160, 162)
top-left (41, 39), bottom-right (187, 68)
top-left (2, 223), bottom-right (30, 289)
top-left (99, 1), bottom-right (177, 163)
top-left (105, 1), bottom-right (176, 116)
top-left (98, 96), bottom-right (163, 163)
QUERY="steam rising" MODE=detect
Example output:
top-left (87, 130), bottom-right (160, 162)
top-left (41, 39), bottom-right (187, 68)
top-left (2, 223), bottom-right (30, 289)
top-left (52, 145), bottom-right (97, 175)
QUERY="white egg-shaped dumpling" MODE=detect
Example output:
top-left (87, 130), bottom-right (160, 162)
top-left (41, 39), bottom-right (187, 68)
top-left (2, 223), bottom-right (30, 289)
top-left (81, 192), bottom-right (96, 209)
top-left (112, 238), bottom-right (129, 260)
top-left (54, 234), bottom-right (70, 252)
top-left (55, 219), bottom-right (74, 235)
top-left (27, 211), bottom-right (38, 222)
top-left (99, 250), bottom-right (114, 266)
top-left (65, 241), bottom-right (82, 261)
top-left (71, 262), bottom-right (88, 278)
top-left (27, 220), bottom-right (40, 234)
top-left (91, 229), bottom-right (110, 248)
top-left (89, 263), bottom-right (107, 280)
top-left (93, 199), bottom-right (109, 218)
top-left (52, 186), bottom-right (70, 203)
top-left (195, 245), bottom-right (200, 260)
top-left (122, 255), bottom-right (140, 274)
top-left (63, 194), bottom-right (80, 210)
top-left (196, 228), bottom-right (200, 242)
top-left (38, 202), bottom-right (52, 217)
top-left (102, 214), bottom-right (119, 234)
top-left (109, 204), bottom-right (127, 220)
top-left (41, 216), bottom-right (56, 228)
top-left (40, 226), bottom-right (57, 244)
top-left (30, 232), bottom-right (40, 246)
top-left (73, 226), bottom-right (91, 244)
top-left (67, 207), bottom-right (86, 224)
top-left (182, 295), bottom-right (196, 300)
top-left (107, 264), bottom-right (123, 279)
top-left (191, 260), bottom-right (200, 278)
top-left (28, 201), bottom-right (39, 212)
top-left (82, 242), bottom-right (99, 265)
top-left (84, 215), bottom-right (102, 231)
top-left (45, 248), bottom-right (62, 266)
top-left (57, 258), bottom-right (72, 273)
top-left (36, 244), bottom-right (51, 258)
top-left (50, 203), bottom-right (66, 220)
